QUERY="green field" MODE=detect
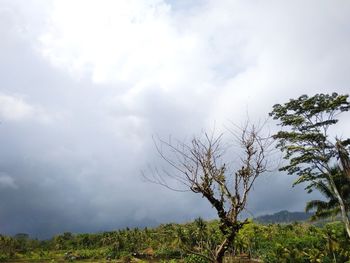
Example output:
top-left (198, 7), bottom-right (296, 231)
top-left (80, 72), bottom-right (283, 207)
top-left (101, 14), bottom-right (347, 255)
top-left (1, 219), bottom-right (350, 263)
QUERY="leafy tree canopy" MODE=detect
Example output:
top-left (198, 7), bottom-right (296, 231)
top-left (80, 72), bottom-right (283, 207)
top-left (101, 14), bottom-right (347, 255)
top-left (269, 93), bottom-right (350, 186)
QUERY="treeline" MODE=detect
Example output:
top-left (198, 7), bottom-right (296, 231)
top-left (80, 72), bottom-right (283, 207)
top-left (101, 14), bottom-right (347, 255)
top-left (1, 219), bottom-right (350, 262)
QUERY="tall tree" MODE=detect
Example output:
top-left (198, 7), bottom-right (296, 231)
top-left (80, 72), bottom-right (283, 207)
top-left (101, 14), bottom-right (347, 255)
top-left (145, 123), bottom-right (272, 263)
top-left (270, 93), bottom-right (350, 238)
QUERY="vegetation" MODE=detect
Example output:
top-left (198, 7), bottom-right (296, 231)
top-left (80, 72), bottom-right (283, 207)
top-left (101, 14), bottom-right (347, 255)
top-left (305, 166), bottom-right (350, 222)
top-left (270, 93), bottom-right (350, 237)
top-left (1, 219), bottom-right (350, 262)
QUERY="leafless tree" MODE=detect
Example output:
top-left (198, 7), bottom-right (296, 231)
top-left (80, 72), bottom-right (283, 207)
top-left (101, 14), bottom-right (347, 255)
top-left (144, 122), bottom-right (273, 263)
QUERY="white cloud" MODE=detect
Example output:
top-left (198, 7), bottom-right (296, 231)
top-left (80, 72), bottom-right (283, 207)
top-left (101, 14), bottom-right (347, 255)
top-left (0, 94), bottom-right (34, 120)
top-left (0, 93), bottom-right (53, 123)
top-left (38, 0), bottom-right (350, 128)
top-left (39, 0), bottom-right (198, 87)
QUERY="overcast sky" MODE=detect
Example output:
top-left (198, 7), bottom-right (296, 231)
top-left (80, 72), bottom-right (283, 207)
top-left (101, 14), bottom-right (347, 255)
top-left (0, 0), bottom-right (349, 238)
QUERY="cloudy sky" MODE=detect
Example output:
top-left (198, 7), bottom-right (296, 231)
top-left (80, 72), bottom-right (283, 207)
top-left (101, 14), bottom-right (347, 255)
top-left (0, 0), bottom-right (349, 238)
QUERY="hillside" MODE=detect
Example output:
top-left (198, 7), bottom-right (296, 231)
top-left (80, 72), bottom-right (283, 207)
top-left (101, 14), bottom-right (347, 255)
top-left (254, 210), bottom-right (313, 224)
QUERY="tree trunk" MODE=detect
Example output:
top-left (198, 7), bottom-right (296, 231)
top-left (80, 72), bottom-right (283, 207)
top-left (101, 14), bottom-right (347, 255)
top-left (215, 240), bottom-right (226, 263)
top-left (336, 194), bottom-right (350, 239)
top-left (329, 176), bottom-right (350, 239)
top-left (214, 231), bottom-right (237, 263)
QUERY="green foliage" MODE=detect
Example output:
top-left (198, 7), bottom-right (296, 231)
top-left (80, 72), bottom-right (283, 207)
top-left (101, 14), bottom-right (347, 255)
top-left (270, 93), bottom-right (350, 236)
top-left (184, 254), bottom-right (209, 263)
top-left (0, 253), bottom-right (9, 262)
top-left (175, 218), bottom-right (222, 260)
top-left (306, 166), bottom-right (350, 221)
top-left (154, 247), bottom-right (182, 259)
top-left (1, 219), bottom-right (350, 262)
top-left (237, 221), bottom-right (350, 263)
top-left (160, 259), bottom-right (177, 263)
top-left (270, 92), bottom-right (350, 185)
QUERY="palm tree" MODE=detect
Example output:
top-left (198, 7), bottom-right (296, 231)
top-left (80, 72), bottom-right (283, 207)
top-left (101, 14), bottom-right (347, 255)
top-left (305, 166), bottom-right (350, 221)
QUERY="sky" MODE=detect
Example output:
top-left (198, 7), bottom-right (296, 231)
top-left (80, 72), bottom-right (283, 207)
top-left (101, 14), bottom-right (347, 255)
top-left (0, 0), bottom-right (350, 239)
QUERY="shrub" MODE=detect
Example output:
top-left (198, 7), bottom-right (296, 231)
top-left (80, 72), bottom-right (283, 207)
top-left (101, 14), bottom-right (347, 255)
top-left (0, 254), bottom-right (9, 262)
top-left (154, 247), bottom-right (182, 259)
top-left (184, 254), bottom-right (209, 263)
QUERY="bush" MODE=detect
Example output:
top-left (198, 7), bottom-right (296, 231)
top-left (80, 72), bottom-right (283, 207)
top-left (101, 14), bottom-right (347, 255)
top-left (154, 247), bottom-right (182, 259)
top-left (184, 254), bottom-right (209, 263)
top-left (0, 254), bottom-right (9, 262)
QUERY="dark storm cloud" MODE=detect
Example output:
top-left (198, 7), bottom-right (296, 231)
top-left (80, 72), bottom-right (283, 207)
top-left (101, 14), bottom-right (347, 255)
top-left (0, 0), bottom-right (349, 238)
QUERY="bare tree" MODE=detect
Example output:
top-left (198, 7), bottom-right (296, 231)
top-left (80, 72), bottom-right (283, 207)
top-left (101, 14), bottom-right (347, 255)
top-left (144, 123), bottom-right (272, 263)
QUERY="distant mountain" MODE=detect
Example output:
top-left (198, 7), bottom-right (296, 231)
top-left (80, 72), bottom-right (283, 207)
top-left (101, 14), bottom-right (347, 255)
top-left (254, 210), bottom-right (313, 224)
